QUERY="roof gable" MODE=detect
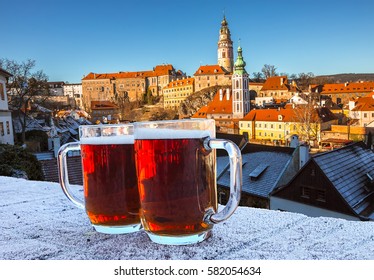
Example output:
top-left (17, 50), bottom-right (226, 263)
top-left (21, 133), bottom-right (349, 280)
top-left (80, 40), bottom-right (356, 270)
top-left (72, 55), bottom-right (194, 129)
top-left (261, 76), bottom-right (299, 91)
top-left (193, 65), bottom-right (228, 76)
top-left (312, 142), bottom-right (374, 217)
top-left (217, 144), bottom-right (295, 198)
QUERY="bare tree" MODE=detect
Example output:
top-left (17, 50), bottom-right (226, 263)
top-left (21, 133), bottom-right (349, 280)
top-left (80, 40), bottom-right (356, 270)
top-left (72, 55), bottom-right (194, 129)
top-left (292, 102), bottom-right (321, 146)
top-left (261, 64), bottom-right (278, 79)
top-left (251, 72), bottom-right (264, 82)
top-left (0, 58), bottom-right (49, 143)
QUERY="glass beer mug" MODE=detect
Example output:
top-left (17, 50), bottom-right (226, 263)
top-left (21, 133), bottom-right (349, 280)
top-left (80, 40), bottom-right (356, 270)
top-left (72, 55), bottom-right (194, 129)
top-left (57, 124), bottom-right (141, 234)
top-left (134, 119), bottom-right (242, 245)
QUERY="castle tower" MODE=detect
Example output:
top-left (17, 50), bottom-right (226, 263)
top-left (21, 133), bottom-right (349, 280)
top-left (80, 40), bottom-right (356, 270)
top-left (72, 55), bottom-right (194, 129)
top-left (232, 45), bottom-right (250, 119)
top-left (217, 15), bottom-right (234, 73)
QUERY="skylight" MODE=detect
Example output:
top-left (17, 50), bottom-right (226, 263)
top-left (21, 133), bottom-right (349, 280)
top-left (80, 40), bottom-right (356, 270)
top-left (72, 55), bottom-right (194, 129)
top-left (249, 163), bottom-right (269, 180)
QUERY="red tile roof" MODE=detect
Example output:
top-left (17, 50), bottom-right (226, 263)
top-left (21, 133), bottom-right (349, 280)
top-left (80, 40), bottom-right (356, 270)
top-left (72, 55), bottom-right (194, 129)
top-left (191, 105), bottom-right (209, 118)
top-left (205, 89), bottom-right (233, 114)
top-left (351, 96), bottom-right (374, 111)
top-left (82, 64), bottom-right (175, 80)
top-left (242, 106), bottom-right (336, 123)
top-left (320, 81), bottom-right (374, 94)
top-left (242, 107), bottom-right (297, 122)
top-left (165, 77), bottom-right (194, 89)
top-left (261, 76), bottom-right (300, 92)
top-left (192, 89), bottom-right (233, 117)
top-left (193, 65), bottom-right (228, 76)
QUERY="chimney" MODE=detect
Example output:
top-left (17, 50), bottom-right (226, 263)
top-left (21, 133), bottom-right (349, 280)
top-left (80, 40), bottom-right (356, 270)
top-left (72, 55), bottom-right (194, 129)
top-left (348, 100), bottom-right (356, 110)
top-left (226, 88), bottom-right (230, 100)
top-left (298, 143), bottom-right (310, 169)
top-left (219, 89), bottom-right (223, 101)
top-left (280, 77), bottom-right (284, 85)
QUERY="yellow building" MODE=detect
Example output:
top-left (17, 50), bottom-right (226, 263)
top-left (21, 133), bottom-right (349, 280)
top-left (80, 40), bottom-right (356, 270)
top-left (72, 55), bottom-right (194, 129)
top-left (239, 107), bottom-right (298, 145)
top-left (163, 77), bottom-right (194, 110)
top-left (239, 105), bottom-right (337, 147)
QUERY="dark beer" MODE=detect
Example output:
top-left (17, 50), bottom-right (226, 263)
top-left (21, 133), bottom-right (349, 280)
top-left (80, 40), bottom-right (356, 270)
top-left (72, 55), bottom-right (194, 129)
top-left (81, 141), bottom-right (140, 227)
top-left (135, 137), bottom-right (217, 236)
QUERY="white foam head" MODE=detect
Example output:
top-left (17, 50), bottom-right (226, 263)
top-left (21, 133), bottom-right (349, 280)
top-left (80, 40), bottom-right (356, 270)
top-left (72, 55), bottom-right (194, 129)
top-left (134, 128), bottom-right (212, 140)
top-left (80, 135), bottom-right (134, 145)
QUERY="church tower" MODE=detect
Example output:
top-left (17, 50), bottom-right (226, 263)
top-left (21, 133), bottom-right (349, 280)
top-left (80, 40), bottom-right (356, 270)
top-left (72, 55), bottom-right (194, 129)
top-left (232, 45), bottom-right (250, 119)
top-left (217, 15), bottom-right (234, 73)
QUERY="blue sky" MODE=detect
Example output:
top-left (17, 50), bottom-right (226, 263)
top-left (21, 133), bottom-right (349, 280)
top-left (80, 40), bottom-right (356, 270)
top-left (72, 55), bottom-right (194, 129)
top-left (2, 0), bottom-right (374, 83)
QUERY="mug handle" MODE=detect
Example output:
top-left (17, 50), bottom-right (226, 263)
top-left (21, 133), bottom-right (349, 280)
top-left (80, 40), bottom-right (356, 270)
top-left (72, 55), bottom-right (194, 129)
top-left (57, 142), bottom-right (85, 209)
top-left (204, 138), bottom-right (242, 224)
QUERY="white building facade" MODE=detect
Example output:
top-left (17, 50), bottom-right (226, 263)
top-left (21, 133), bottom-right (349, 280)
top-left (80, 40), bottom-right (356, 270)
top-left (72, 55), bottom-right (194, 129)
top-left (0, 68), bottom-right (14, 145)
top-left (63, 83), bottom-right (83, 109)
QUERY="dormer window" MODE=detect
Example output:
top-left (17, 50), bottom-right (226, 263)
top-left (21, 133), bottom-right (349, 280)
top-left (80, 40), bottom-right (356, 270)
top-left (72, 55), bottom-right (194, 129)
top-left (278, 115), bottom-right (283, 121)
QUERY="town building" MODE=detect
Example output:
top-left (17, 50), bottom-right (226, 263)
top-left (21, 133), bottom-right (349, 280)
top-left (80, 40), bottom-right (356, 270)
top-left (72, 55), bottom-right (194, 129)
top-left (270, 142), bottom-right (374, 221)
top-left (192, 46), bottom-right (251, 134)
top-left (217, 140), bottom-right (305, 209)
top-left (310, 81), bottom-right (374, 106)
top-left (259, 76), bottom-right (301, 101)
top-left (239, 104), bottom-right (337, 147)
top-left (90, 101), bottom-right (120, 124)
top-left (81, 64), bottom-right (183, 113)
top-left (349, 94), bottom-right (374, 127)
top-left (63, 83), bottom-right (83, 109)
top-left (163, 77), bottom-right (194, 110)
top-left (0, 68), bottom-right (14, 145)
top-left (193, 65), bottom-right (231, 92)
top-left (47, 81), bottom-right (65, 96)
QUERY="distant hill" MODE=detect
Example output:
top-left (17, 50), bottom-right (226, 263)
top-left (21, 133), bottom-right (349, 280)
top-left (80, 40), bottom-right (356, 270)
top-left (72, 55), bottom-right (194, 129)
top-left (315, 73), bottom-right (374, 83)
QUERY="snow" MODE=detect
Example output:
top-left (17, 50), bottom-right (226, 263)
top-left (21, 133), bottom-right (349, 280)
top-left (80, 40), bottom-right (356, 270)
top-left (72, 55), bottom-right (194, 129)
top-left (1, 175), bottom-right (374, 260)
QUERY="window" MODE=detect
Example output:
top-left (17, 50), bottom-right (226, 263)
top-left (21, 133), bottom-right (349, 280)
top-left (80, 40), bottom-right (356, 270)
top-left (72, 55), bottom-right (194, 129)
top-left (316, 190), bottom-right (326, 202)
top-left (0, 122), bottom-right (4, 136)
top-left (364, 113), bottom-right (368, 118)
top-left (6, 121), bottom-right (10, 134)
top-left (301, 187), bottom-right (311, 199)
top-left (0, 83), bottom-right (4, 100)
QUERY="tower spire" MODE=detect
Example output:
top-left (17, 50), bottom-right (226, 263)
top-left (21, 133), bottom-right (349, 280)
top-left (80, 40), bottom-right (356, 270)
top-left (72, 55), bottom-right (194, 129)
top-left (217, 14), bottom-right (233, 73)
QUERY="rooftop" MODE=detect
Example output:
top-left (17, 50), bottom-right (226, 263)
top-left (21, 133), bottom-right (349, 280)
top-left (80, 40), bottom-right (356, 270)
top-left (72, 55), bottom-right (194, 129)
top-left (1, 176), bottom-right (374, 260)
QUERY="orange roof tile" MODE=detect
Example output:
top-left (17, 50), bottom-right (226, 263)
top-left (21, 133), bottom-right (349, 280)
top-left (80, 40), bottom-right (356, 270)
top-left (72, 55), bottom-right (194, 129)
top-left (192, 105), bottom-right (209, 118)
top-left (261, 76), bottom-right (300, 92)
top-left (193, 65), bottom-right (228, 76)
top-left (242, 107), bottom-right (296, 122)
top-left (165, 77), bottom-right (195, 89)
top-left (82, 64), bottom-right (176, 81)
top-left (205, 89), bottom-right (233, 114)
top-left (351, 96), bottom-right (374, 111)
top-left (320, 81), bottom-right (374, 94)
top-left (242, 106), bottom-right (336, 123)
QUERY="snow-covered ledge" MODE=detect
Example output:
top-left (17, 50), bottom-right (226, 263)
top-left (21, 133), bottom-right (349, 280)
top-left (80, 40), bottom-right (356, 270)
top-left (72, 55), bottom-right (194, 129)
top-left (1, 176), bottom-right (374, 260)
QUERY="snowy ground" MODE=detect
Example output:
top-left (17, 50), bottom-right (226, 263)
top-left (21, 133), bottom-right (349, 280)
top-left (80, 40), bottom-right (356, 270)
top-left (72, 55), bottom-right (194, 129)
top-left (1, 176), bottom-right (374, 260)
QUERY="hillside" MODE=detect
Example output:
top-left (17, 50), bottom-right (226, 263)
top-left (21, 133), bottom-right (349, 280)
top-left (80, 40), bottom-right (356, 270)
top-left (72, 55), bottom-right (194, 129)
top-left (178, 85), bottom-right (225, 118)
top-left (315, 73), bottom-right (374, 83)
